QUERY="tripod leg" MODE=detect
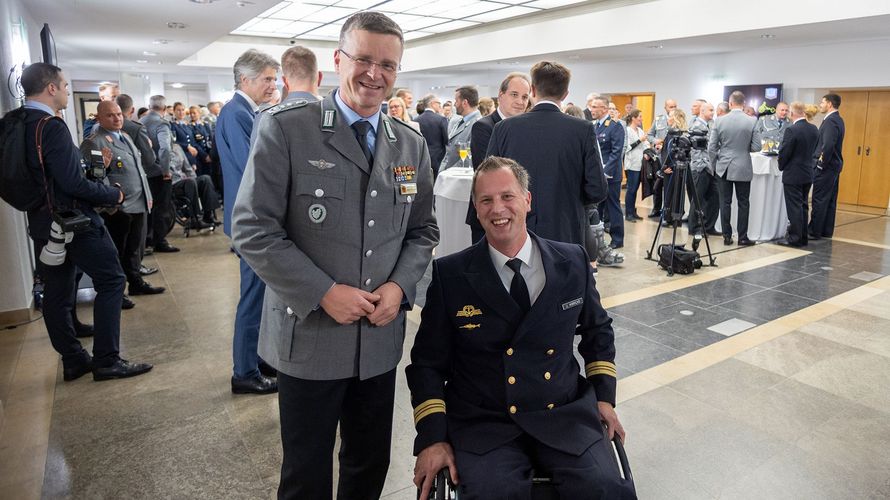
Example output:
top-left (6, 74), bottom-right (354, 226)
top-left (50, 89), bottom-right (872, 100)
top-left (646, 199), bottom-right (667, 260)
top-left (686, 168), bottom-right (717, 266)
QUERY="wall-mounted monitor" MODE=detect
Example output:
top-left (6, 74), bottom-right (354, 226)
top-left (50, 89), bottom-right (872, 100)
top-left (40, 23), bottom-right (57, 66)
top-left (723, 84), bottom-right (783, 117)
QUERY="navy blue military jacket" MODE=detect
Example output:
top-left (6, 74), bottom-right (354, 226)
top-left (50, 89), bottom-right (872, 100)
top-left (406, 233), bottom-right (617, 457)
top-left (816, 112), bottom-right (845, 172)
top-left (171, 121), bottom-right (198, 166)
top-left (595, 117), bottom-right (626, 181)
top-left (23, 108), bottom-right (120, 240)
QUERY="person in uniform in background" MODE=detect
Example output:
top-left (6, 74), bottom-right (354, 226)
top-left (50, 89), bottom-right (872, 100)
top-left (232, 12), bottom-right (438, 498)
top-left (808, 93), bottom-right (846, 240)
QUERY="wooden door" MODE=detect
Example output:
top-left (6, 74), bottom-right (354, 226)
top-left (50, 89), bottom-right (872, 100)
top-left (858, 91), bottom-right (890, 208)
top-left (835, 91), bottom-right (868, 205)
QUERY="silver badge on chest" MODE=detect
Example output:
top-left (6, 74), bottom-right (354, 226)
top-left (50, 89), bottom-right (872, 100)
top-left (308, 203), bottom-right (327, 223)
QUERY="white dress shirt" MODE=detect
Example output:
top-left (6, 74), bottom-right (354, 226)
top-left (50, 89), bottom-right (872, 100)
top-left (488, 233), bottom-right (546, 306)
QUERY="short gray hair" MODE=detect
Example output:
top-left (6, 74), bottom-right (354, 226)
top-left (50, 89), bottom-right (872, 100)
top-left (233, 49), bottom-right (280, 90)
top-left (149, 94), bottom-right (166, 111)
top-left (339, 11), bottom-right (403, 50)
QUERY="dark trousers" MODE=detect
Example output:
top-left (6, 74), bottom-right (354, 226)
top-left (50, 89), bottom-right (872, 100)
top-left (809, 167), bottom-right (840, 238)
top-left (147, 175), bottom-right (173, 247)
top-left (688, 169), bottom-right (719, 235)
top-left (455, 433), bottom-right (636, 500)
top-left (599, 180), bottom-right (623, 245)
top-left (173, 175), bottom-right (220, 221)
top-left (718, 175), bottom-right (751, 239)
top-left (624, 170), bottom-right (641, 217)
top-left (277, 369), bottom-right (396, 500)
top-left (35, 221), bottom-right (125, 369)
top-left (102, 210), bottom-right (146, 287)
top-left (233, 257), bottom-right (265, 379)
top-left (784, 182), bottom-right (812, 246)
top-left (651, 177), bottom-right (664, 214)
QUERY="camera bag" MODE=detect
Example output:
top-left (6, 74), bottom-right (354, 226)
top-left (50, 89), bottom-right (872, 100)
top-left (657, 244), bottom-right (702, 275)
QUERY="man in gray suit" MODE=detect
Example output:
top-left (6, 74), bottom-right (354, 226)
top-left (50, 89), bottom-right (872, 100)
top-left (440, 85), bottom-right (481, 171)
top-left (232, 11), bottom-right (438, 499)
top-left (708, 90), bottom-right (761, 245)
top-left (81, 101), bottom-right (162, 297)
top-left (140, 95), bottom-right (178, 253)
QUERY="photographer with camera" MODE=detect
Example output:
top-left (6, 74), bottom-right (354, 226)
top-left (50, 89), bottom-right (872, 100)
top-left (687, 102), bottom-right (720, 249)
top-left (21, 63), bottom-right (152, 382)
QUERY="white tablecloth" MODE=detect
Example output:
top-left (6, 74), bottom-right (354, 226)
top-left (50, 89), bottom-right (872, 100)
top-left (433, 167), bottom-right (474, 257)
top-left (715, 154), bottom-right (787, 241)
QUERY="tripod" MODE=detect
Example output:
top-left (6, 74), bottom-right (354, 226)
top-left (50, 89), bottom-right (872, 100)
top-left (646, 159), bottom-right (717, 275)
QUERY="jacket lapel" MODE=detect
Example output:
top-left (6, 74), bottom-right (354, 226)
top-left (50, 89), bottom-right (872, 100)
top-left (373, 115), bottom-right (401, 173)
top-left (321, 94), bottom-right (372, 175)
top-left (464, 238), bottom-right (522, 323)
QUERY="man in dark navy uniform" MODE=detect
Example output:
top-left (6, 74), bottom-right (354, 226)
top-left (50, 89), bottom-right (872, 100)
top-left (21, 62), bottom-right (152, 382)
top-left (809, 93), bottom-right (846, 239)
top-left (777, 102), bottom-right (819, 247)
top-left (590, 95), bottom-right (627, 248)
top-left (408, 157), bottom-right (633, 499)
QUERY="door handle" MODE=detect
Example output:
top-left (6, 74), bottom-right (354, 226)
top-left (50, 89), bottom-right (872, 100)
top-left (857, 146), bottom-right (861, 155)
top-left (865, 146), bottom-right (871, 156)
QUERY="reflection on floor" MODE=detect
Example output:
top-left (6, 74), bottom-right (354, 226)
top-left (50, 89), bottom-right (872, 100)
top-left (1, 207), bottom-right (888, 499)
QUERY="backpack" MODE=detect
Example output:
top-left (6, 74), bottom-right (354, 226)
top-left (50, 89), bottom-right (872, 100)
top-left (0, 107), bottom-right (52, 211)
top-left (657, 244), bottom-right (702, 275)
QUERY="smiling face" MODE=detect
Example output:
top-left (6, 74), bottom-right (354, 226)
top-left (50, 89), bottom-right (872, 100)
top-left (335, 29), bottom-right (402, 117)
top-left (474, 166), bottom-right (531, 255)
top-left (173, 104), bottom-right (186, 121)
top-left (241, 66), bottom-right (279, 105)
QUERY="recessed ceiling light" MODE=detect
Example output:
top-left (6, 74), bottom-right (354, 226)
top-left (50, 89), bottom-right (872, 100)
top-left (136, 59), bottom-right (149, 63)
top-left (760, 34), bottom-right (776, 39)
top-left (647, 44), bottom-right (664, 49)
top-left (171, 82), bottom-right (185, 88)
top-left (153, 39), bottom-right (172, 44)
top-left (236, 0), bottom-right (255, 6)
top-left (167, 21), bottom-right (188, 29)
top-left (143, 51), bottom-right (158, 56)
top-left (189, 0), bottom-right (217, 4)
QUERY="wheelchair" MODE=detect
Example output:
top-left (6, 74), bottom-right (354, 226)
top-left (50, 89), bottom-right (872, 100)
top-left (419, 435), bottom-right (634, 500)
top-left (169, 193), bottom-right (215, 238)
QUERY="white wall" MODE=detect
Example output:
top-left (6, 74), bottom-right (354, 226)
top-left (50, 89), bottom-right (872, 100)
top-left (163, 87), bottom-right (210, 107)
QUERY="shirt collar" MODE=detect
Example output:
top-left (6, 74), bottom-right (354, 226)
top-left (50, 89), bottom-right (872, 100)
top-left (825, 110), bottom-right (838, 117)
top-left (794, 117), bottom-right (807, 124)
top-left (235, 90), bottom-right (260, 112)
top-left (334, 89), bottom-right (380, 133)
top-left (496, 108), bottom-right (507, 121)
top-left (460, 110), bottom-right (481, 123)
top-left (488, 232), bottom-right (533, 269)
top-left (24, 100), bottom-right (55, 116)
top-left (534, 100), bottom-right (560, 110)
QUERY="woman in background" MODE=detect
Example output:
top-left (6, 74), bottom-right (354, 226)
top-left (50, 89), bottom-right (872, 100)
top-left (387, 96), bottom-right (421, 132)
top-left (623, 109), bottom-right (649, 221)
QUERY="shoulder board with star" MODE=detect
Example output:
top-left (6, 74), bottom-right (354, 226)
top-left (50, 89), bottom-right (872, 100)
top-left (604, 118), bottom-right (612, 127)
top-left (266, 99), bottom-right (309, 115)
top-left (388, 116), bottom-right (424, 138)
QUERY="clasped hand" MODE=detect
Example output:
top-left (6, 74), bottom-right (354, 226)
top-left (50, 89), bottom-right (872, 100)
top-left (319, 281), bottom-right (403, 326)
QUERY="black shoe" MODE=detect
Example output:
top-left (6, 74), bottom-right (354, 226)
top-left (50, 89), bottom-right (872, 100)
top-left (144, 247), bottom-right (154, 256)
top-left (190, 219), bottom-right (212, 230)
top-left (129, 281), bottom-right (165, 295)
top-left (202, 214), bottom-right (221, 225)
top-left (807, 232), bottom-right (821, 241)
top-left (258, 360), bottom-right (277, 378)
top-left (154, 243), bottom-right (180, 253)
top-left (63, 358), bottom-right (93, 381)
top-left (723, 236), bottom-right (734, 245)
top-left (93, 359), bottom-right (153, 381)
top-left (625, 216), bottom-right (637, 223)
top-left (738, 237), bottom-right (755, 246)
top-left (775, 239), bottom-right (802, 247)
top-left (631, 214), bottom-right (644, 221)
top-left (609, 241), bottom-right (624, 249)
top-left (231, 374), bottom-right (278, 394)
top-left (706, 229), bottom-right (722, 236)
top-left (122, 295), bottom-right (135, 310)
top-left (74, 321), bottom-right (94, 338)
top-left (648, 210), bottom-right (662, 218)
top-left (140, 265), bottom-right (158, 276)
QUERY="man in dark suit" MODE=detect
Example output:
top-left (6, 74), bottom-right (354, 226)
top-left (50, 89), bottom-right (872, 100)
top-left (216, 48), bottom-right (281, 395)
top-left (777, 102), bottom-right (819, 247)
top-left (408, 157), bottom-right (632, 499)
top-left (21, 62), bottom-right (152, 382)
top-left (416, 94), bottom-right (448, 176)
top-left (485, 61), bottom-right (607, 247)
top-left (809, 93), bottom-right (846, 239)
top-left (465, 72), bottom-right (531, 242)
top-left (117, 93), bottom-right (158, 271)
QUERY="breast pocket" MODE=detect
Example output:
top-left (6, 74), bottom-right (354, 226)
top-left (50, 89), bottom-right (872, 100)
top-left (392, 183), bottom-right (415, 231)
top-left (294, 174), bottom-right (345, 230)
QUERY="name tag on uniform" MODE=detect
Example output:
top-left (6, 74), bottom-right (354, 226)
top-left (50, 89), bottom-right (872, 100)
top-left (561, 297), bottom-right (583, 310)
top-left (399, 183), bottom-right (417, 195)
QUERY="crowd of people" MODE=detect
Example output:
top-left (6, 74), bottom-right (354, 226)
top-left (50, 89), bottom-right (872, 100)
top-left (15, 8), bottom-right (846, 499)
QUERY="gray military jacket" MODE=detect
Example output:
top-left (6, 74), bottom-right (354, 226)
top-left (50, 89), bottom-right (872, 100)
top-left (232, 92), bottom-right (439, 381)
top-left (81, 128), bottom-right (152, 214)
top-left (755, 114), bottom-right (791, 142)
top-left (708, 109), bottom-right (761, 182)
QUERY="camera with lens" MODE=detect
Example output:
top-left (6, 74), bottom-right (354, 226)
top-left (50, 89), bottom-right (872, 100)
top-left (40, 209), bottom-right (91, 267)
top-left (84, 149), bottom-right (108, 181)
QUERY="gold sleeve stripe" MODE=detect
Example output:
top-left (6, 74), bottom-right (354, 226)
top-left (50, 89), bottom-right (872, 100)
top-left (585, 361), bottom-right (617, 378)
top-left (413, 399), bottom-right (446, 425)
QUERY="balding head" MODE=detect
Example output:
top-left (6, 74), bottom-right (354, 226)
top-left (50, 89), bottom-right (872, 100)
top-left (96, 101), bottom-right (123, 132)
top-left (664, 99), bottom-right (677, 113)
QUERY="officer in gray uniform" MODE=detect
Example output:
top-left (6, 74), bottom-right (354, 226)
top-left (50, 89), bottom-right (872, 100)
top-left (231, 11), bottom-right (438, 499)
top-left (755, 101), bottom-right (791, 149)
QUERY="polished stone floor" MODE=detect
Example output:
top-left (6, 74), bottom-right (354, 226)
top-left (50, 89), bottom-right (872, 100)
top-left (1, 204), bottom-right (889, 499)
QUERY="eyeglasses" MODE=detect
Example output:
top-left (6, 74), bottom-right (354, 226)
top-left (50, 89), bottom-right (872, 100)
top-left (339, 49), bottom-right (400, 74)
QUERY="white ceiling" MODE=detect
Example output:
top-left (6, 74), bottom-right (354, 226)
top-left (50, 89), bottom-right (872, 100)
top-left (232, 0), bottom-right (586, 41)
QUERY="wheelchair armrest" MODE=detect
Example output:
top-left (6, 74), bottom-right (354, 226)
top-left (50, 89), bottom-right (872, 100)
top-left (417, 468), bottom-right (456, 500)
top-left (612, 435), bottom-right (634, 485)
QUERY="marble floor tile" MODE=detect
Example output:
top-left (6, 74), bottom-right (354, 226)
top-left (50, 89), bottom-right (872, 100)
top-left (716, 289), bottom-right (818, 322)
top-left (791, 346), bottom-right (890, 414)
top-left (706, 317), bottom-right (757, 336)
top-left (614, 333), bottom-right (685, 375)
top-left (733, 330), bottom-right (860, 378)
top-left (728, 266), bottom-right (813, 288)
top-left (799, 308), bottom-right (890, 358)
top-left (671, 277), bottom-right (766, 306)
